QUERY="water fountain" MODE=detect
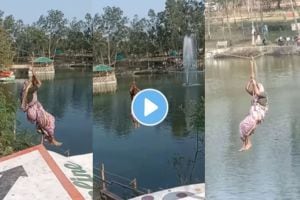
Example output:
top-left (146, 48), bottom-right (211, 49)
top-left (183, 35), bottom-right (201, 86)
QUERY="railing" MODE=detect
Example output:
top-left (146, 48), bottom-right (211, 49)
top-left (93, 75), bottom-right (116, 82)
top-left (94, 164), bottom-right (150, 198)
top-left (31, 66), bottom-right (55, 73)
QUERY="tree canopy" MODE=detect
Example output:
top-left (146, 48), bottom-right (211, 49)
top-left (0, 9), bottom-right (93, 61)
top-left (94, 0), bottom-right (204, 65)
top-left (0, 0), bottom-right (204, 65)
top-left (0, 27), bottom-right (14, 68)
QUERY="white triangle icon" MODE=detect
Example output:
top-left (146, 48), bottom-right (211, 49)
top-left (144, 98), bottom-right (158, 117)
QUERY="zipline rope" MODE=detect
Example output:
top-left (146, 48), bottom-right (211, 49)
top-left (217, 49), bottom-right (269, 99)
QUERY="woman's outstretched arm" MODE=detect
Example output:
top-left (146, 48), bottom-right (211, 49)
top-left (31, 68), bottom-right (42, 87)
top-left (245, 79), bottom-right (253, 95)
top-left (251, 79), bottom-right (261, 96)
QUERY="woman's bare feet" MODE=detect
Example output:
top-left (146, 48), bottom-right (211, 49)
top-left (239, 147), bottom-right (246, 152)
top-left (51, 138), bottom-right (63, 146)
top-left (239, 139), bottom-right (247, 152)
top-left (245, 140), bottom-right (252, 150)
top-left (133, 120), bottom-right (140, 128)
top-left (239, 142), bottom-right (246, 151)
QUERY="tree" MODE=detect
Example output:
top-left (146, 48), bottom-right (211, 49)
top-left (274, 0), bottom-right (282, 9)
top-left (0, 28), bottom-right (14, 68)
top-left (2, 15), bottom-right (15, 33)
top-left (147, 9), bottom-right (159, 52)
top-left (128, 15), bottom-right (150, 56)
top-left (83, 13), bottom-right (93, 48)
top-left (0, 10), bottom-right (4, 25)
top-left (164, 0), bottom-right (186, 50)
top-left (184, 0), bottom-right (205, 49)
top-left (15, 26), bottom-right (48, 57)
top-left (36, 10), bottom-right (68, 57)
top-left (162, 0), bottom-right (204, 52)
top-left (0, 2), bottom-right (205, 64)
top-left (63, 18), bottom-right (89, 54)
top-left (62, 15), bottom-right (93, 54)
top-left (92, 13), bottom-right (107, 64)
top-left (96, 6), bottom-right (128, 65)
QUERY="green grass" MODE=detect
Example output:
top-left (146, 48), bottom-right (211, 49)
top-left (0, 89), bottom-right (37, 157)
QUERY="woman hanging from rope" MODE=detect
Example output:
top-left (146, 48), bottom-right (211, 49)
top-left (129, 81), bottom-right (140, 128)
top-left (239, 59), bottom-right (268, 151)
top-left (20, 68), bottom-right (62, 146)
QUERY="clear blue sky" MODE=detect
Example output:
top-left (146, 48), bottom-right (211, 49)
top-left (1, 0), bottom-right (199, 24)
top-left (93, 0), bottom-right (165, 19)
top-left (0, 0), bottom-right (92, 24)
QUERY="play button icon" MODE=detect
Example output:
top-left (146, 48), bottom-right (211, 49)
top-left (131, 89), bottom-right (169, 126)
top-left (144, 98), bottom-right (158, 117)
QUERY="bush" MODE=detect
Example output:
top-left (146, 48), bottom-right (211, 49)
top-left (0, 88), bottom-right (17, 155)
top-left (0, 88), bottom-right (36, 156)
top-left (190, 96), bottom-right (205, 132)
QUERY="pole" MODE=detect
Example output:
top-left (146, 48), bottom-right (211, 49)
top-left (131, 178), bottom-right (138, 195)
top-left (48, 34), bottom-right (51, 59)
top-left (251, 57), bottom-right (255, 79)
top-left (225, 0), bottom-right (232, 43)
top-left (290, 0), bottom-right (300, 35)
top-left (247, 0), bottom-right (250, 18)
top-left (101, 163), bottom-right (106, 190)
top-left (107, 36), bottom-right (111, 66)
top-left (207, 3), bottom-right (211, 40)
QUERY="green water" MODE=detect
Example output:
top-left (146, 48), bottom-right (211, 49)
top-left (1, 70), bottom-right (93, 155)
top-left (206, 56), bottom-right (300, 199)
top-left (93, 73), bottom-right (204, 198)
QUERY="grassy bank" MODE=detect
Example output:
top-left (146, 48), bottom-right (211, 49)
top-left (0, 89), bottom-right (37, 157)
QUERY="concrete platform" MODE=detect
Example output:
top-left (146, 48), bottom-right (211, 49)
top-left (0, 145), bottom-right (87, 200)
top-left (130, 183), bottom-right (205, 200)
top-left (49, 151), bottom-right (93, 200)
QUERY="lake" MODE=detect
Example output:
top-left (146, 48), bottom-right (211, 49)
top-left (93, 73), bottom-right (204, 198)
top-left (1, 70), bottom-right (93, 156)
top-left (206, 56), bottom-right (300, 199)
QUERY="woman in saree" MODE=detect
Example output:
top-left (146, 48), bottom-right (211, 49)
top-left (239, 61), bottom-right (268, 152)
top-left (20, 69), bottom-right (62, 146)
top-left (129, 81), bottom-right (140, 128)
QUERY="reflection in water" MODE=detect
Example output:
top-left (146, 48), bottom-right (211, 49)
top-left (206, 56), bottom-right (300, 199)
top-left (1, 70), bottom-right (92, 156)
top-left (93, 73), bottom-right (204, 198)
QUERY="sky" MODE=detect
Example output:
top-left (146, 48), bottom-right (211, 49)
top-left (93, 0), bottom-right (165, 19)
top-left (0, 0), bottom-right (165, 24)
top-left (0, 0), bottom-right (92, 24)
